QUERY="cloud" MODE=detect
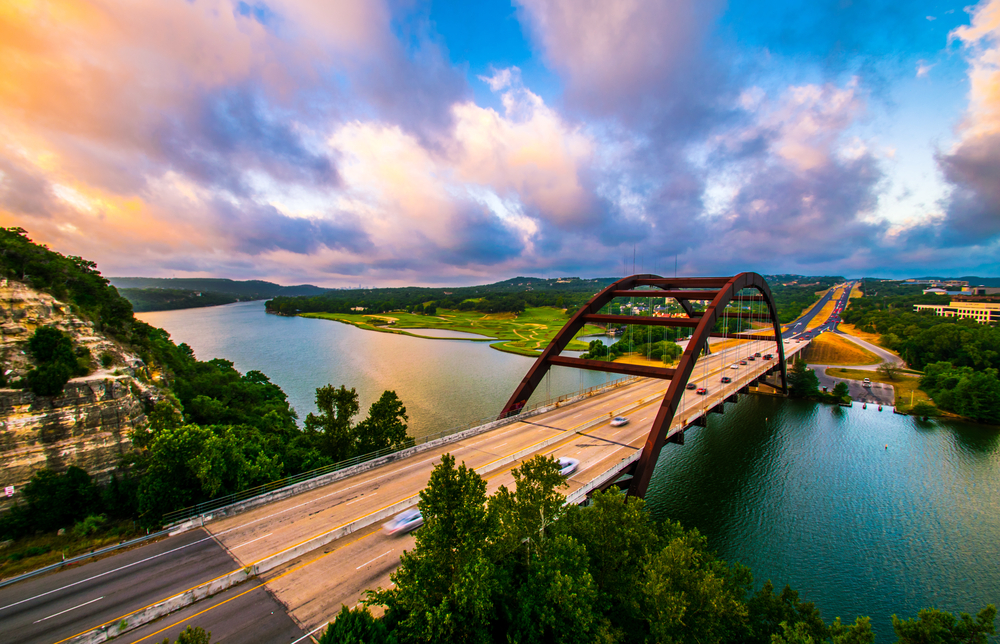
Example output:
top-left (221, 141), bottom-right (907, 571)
top-left (514, 0), bottom-right (726, 123)
top-left (936, 0), bottom-right (1000, 245)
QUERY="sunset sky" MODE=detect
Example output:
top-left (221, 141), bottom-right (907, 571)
top-left (2, 0), bottom-right (999, 286)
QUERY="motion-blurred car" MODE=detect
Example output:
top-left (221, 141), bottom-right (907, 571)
top-left (383, 508), bottom-right (423, 535)
top-left (720, 376), bottom-right (732, 383)
top-left (686, 382), bottom-right (697, 390)
top-left (696, 387), bottom-right (708, 395)
top-left (610, 416), bottom-right (629, 427)
top-left (558, 457), bottom-right (580, 476)
top-left (739, 360), bottom-right (748, 365)
top-left (730, 363), bottom-right (740, 369)
top-left (763, 354), bottom-right (773, 360)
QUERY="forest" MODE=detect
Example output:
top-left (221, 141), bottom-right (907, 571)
top-left (320, 455), bottom-right (996, 644)
top-left (840, 283), bottom-right (1000, 422)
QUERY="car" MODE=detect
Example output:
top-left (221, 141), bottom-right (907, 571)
top-left (696, 387), bottom-right (708, 395)
top-left (730, 363), bottom-right (740, 369)
top-left (754, 352), bottom-right (761, 357)
top-left (610, 416), bottom-right (629, 427)
top-left (748, 356), bottom-right (756, 361)
top-left (862, 378), bottom-right (871, 387)
top-left (383, 508), bottom-right (423, 535)
top-left (764, 354), bottom-right (773, 359)
top-left (739, 360), bottom-right (748, 365)
top-left (720, 376), bottom-right (732, 383)
top-left (558, 457), bottom-right (580, 476)
top-left (686, 382), bottom-right (697, 390)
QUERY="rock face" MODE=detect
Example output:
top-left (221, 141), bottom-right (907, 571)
top-left (0, 280), bottom-right (159, 509)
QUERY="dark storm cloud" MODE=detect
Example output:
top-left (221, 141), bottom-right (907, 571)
top-left (156, 87), bottom-right (339, 198)
top-left (209, 199), bottom-right (371, 255)
top-left (936, 133), bottom-right (1000, 244)
top-left (439, 206), bottom-right (525, 266)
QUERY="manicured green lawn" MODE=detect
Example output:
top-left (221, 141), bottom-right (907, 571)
top-left (300, 307), bottom-right (605, 356)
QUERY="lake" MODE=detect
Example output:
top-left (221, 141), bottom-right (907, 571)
top-left (139, 301), bottom-right (1000, 640)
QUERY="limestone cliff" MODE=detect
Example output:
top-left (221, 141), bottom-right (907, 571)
top-left (0, 280), bottom-right (161, 507)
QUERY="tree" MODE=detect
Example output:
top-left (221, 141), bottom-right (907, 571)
top-left (371, 453), bottom-right (496, 642)
top-left (641, 529), bottom-right (751, 644)
top-left (877, 362), bottom-right (899, 381)
top-left (489, 455), bottom-right (566, 560)
top-left (160, 626), bottom-right (212, 644)
top-left (320, 606), bottom-right (387, 644)
top-left (746, 581), bottom-right (828, 644)
top-left (892, 604), bottom-right (996, 644)
top-left (305, 385), bottom-right (360, 462)
top-left (355, 390), bottom-right (410, 455)
top-left (788, 361), bottom-right (820, 398)
top-left (832, 382), bottom-right (850, 401)
top-left (20, 467), bottom-right (102, 532)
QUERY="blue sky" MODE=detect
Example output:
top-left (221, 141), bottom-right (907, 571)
top-left (1, 0), bottom-right (999, 285)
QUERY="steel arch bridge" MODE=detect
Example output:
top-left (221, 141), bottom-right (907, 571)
top-left (498, 272), bottom-right (788, 499)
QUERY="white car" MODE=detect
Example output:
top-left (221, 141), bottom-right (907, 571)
top-left (382, 508), bottom-right (423, 535)
top-left (730, 363), bottom-right (740, 369)
top-left (862, 378), bottom-right (871, 387)
top-left (610, 416), bottom-right (629, 427)
top-left (558, 457), bottom-right (580, 476)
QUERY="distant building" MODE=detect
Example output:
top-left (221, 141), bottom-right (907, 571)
top-left (914, 299), bottom-right (1000, 324)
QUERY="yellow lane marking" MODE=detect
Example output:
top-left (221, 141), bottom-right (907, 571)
top-left (122, 529), bottom-right (380, 644)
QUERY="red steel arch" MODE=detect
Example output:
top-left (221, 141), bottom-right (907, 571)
top-left (498, 272), bottom-right (788, 498)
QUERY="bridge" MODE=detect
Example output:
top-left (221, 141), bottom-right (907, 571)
top-left (0, 274), bottom-right (812, 644)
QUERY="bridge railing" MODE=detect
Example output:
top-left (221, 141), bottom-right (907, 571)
top-left (161, 375), bottom-right (637, 526)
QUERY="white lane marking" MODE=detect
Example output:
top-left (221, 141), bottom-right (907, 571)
top-left (356, 549), bottom-right (394, 570)
top-left (291, 622), bottom-right (329, 644)
top-left (495, 443), bottom-right (508, 448)
top-left (640, 417), bottom-right (648, 421)
top-left (0, 535), bottom-right (217, 613)
top-left (610, 428), bottom-right (627, 438)
top-left (216, 456), bottom-right (441, 535)
top-left (346, 493), bottom-right (376, 506)
top-left (230, 533), bottom-right (273, 550)
top-left (32, 596), bottom-right (104, 623)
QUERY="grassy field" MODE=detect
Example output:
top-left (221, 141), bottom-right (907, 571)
top-left (802, 333), bottom-right (881, 365)
top-left (301, 307), bottom-right (605, 357)
top-left (838, 323), bottom-right (895, 352)
top-left (825, 367), bottom-right (934, 413)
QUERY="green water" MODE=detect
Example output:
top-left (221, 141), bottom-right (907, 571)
top-left (139, 302), bottom-right (1000, 640)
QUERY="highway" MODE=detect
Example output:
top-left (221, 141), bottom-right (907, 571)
top-left (781, 281), bottom-right (855, 340)
top-left (0, 528), bottom-right (303, 644)
top-left (0, 329), bottom-right (808, 643)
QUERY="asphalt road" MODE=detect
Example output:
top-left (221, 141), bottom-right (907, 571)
top-left (109, 576), bottom-right (304, 644)
top-left (0, 336), bottom-right (807, 642)
top-left (782, 281), bottom-right (855, 341)
top-left (0, 529), bottom-right (239, 644)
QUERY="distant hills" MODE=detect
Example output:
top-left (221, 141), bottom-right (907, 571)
top-left (108, 277), bottom-right (329, 312)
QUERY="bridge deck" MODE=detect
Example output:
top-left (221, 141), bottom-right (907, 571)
top-left (192, 336), bottom-right (807, 632)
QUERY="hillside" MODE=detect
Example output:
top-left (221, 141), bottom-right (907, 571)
top-left (109, 277), bottom-right (330, 312)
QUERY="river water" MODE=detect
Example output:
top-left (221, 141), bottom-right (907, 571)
top-left (138, 301), bottom-right (1000, 639)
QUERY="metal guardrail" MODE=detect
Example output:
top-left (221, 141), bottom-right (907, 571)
top-left (161, 376), bottom-right (637, 526)
top-left (0, 529), bottom-right (170, 589)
